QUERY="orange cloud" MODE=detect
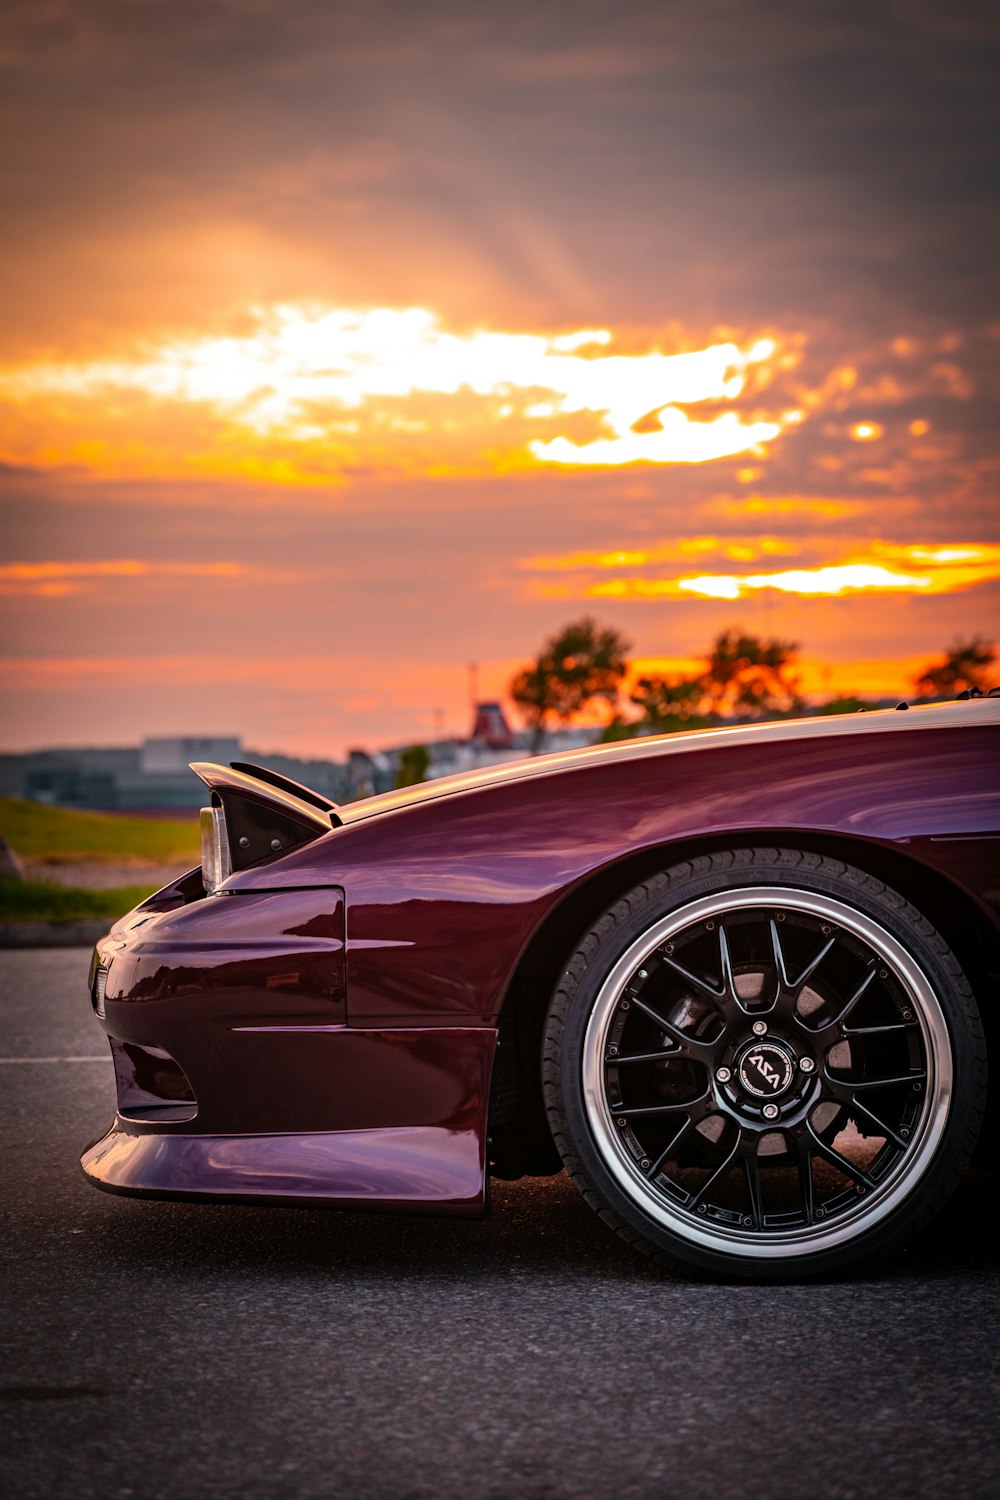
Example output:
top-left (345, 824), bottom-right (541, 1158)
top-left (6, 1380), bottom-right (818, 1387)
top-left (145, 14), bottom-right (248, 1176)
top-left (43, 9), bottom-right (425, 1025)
top-left (0, 559), bottom-right (297, 595)
top-left (706, 495), bottom-right (874, 522)
top-left (517, 541), bottom-right (1000, 603)
top-left (520, 535), bottom-right (801, 572)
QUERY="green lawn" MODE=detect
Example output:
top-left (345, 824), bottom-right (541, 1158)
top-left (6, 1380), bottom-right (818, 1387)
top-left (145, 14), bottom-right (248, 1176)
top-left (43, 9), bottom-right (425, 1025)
top-left (0, 796), bottom-right (199, 864)
top-left (0, 877), bottom-right (157, 924)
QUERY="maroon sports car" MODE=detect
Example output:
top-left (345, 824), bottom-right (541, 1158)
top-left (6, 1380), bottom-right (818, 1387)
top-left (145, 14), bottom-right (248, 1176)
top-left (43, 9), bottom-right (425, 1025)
top-left (84, 697), bottom-right (999, 1279)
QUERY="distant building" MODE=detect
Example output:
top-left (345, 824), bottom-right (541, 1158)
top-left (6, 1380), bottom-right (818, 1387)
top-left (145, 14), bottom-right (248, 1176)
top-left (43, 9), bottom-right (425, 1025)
top-left (140, 736), bottom-right (242, 775)
top-left (0, 736), bottom-right (352, 812)
top-left (0, 704), bottom-right (603, 812)
top-left (469, 701), bottom-right (515, 749)
top-left (422, 701), bottom-right (596, 781)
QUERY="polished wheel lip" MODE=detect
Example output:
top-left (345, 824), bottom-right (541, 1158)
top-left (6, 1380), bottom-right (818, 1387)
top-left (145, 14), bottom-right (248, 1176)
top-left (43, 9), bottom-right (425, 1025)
top-left (581, 886), bottom-right (952, 1261)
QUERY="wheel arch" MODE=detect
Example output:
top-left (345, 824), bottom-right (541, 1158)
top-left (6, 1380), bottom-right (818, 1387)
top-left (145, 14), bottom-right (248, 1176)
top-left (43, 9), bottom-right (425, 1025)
top-left (488, 826), bottom-right (1000, 1178)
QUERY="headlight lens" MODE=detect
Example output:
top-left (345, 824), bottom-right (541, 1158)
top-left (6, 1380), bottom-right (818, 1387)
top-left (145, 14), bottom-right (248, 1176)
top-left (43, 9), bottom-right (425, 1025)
top-left (92, 967), bottom-right (108, 1019)
top-left (199, 805), bottom-right (232, 893)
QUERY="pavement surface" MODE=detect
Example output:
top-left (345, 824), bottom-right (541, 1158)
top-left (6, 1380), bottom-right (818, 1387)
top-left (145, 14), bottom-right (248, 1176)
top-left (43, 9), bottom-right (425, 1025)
top-left (2, 947), bottom-right (999, 1500)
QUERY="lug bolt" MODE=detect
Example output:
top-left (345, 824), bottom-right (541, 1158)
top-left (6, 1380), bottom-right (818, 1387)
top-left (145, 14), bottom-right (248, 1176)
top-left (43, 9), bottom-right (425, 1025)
top-left (775, 912), bottom-right (785, 922)
top-left (901, 1010), bottom-right (913, 1022)
top-left (663, 943), bottom-right (675, 955)
top-left (716, 1067), bottom-right (731, 1083)
top-left (607, 1045), bottom-right (619, 1058)
top-left (617, 1117), bottom-right (627, 1128)
top-left (857, 1186), bottom-right (867, 1195)
top-left (800, 1056), bottom-right (816, 1074)
top-left (752, 1020), bottom-right (768, 1036)
top-left (821, 924), bottom-right (832, 935)
top-left (911, 1082), bottom-right (922, 1093)
top-left (620, 999), bottom-right (630, 1010)
top-left (742, 1216), bottom-right (753, 1228)
top-left (270, 838), bottom-right (282, 851)
top-left (879, 969), bottom-right (888, 979)
top-left (762, 1103), bottom-right (780, 1120)
top-left (637, 968), bottom-right (648, 979)
top-left (697, 1204), bottom-right (708, 1214)
top-left (814, 1207), bottom-right (825, 1219)
top-left (640, 1158), bottom-right (651, 1171)
top-left (238, 836), bottom-right (251, 849)
top-left (900, 1127), bottom-right (910, 1139)
top-left (705, 920), bottom-right (715, 931)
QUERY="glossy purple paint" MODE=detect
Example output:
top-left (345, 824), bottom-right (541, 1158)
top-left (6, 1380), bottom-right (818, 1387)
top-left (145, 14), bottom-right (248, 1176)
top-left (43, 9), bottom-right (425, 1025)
top-left (238, 708), bottom-right (1000, 1026)
top-left (82, 1118), bottom-right (487, 1213)
top-left (83, 700), bottom-right (1000, 1214)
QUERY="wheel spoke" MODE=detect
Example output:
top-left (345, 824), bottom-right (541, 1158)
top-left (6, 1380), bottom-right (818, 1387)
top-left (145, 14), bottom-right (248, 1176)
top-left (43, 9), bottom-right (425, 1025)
top-left (627, 992), bottom-right (715, 1054)
top-left (613, 1047), bottom-right (683, 1065)
top-left (618, 1093), bottom-right (708, 1117)
top-left (689, 1132), bottom-right (742, 1209)
top-left (769, 917), bottom-right (792, 989)
top-left (646, 1116), bottom-right (696, 1177)
top-left (717, 922), bottom-right (738, 1003)
top-left (822, 1076), bottom-right (910, 1146)
top-left (656, 950), bottom-right (726, 1002)
top-left (787, 1131), bottom-right (817, 1225)
top-left (849, 1097), bottom-right (909, 1147)
top-left (793, 932), bottom-right (837, 990)
top-left (846, 1069), bottom-right (926, 1091)
top-left (843, 1021), bottom-right (915, 1037)
top-left (772, 917), bottom-right (839, 1010)
top-left (740, 1140), bottom-right (765, 1226)
top-left (717, 921), bottom-right (777, 1017)
top-left (806, 1116), bottom-right (876, 1188)
top-left (808, 964), bottom-right (877, 1037)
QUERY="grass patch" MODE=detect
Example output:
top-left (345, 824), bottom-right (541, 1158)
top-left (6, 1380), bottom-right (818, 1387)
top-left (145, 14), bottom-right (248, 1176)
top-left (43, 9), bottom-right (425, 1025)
top-left (0, 877), bottom-right (156, 924)
top-left (0, 797), bottom-right (198, 864)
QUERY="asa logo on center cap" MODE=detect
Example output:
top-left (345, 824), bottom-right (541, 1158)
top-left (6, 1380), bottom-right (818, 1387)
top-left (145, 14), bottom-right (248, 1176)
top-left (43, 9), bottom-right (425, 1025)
top-left (738, 1042), bottom-right (794, 1098)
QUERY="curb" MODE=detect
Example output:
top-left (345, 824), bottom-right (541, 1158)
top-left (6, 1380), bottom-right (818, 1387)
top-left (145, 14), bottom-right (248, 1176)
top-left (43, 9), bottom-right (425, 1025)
top-left (0, 921), bottom-right (107, 948)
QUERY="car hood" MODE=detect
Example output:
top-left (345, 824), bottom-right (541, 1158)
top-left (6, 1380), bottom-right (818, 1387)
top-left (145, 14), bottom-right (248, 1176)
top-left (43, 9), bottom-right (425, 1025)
top-left (341, 698), bottom-right (997, 826)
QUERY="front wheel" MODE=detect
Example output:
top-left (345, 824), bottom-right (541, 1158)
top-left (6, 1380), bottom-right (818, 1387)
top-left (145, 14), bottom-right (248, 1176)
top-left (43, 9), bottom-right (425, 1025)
top-left (542, 849), bottom-right (987, 1280)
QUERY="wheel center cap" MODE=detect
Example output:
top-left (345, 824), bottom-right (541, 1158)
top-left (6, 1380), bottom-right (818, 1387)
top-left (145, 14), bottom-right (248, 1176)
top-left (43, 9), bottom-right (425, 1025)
top-left (736, 1039), bottom-right (795, 1099)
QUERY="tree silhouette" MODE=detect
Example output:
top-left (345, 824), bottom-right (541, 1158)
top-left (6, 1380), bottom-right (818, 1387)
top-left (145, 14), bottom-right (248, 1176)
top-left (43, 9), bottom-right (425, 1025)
top-left (628, 674), bottom-right (710, 734)
top-left (603, 628), bottom-right (801, 740)
top-left (510, 616), bottom-right (631, 754)
top-left (395, 744), bottom-right (430, 788)
top-left (913, 637), bottom-right (995, 699)
top-left (700, 628), bottom-right (802, 720)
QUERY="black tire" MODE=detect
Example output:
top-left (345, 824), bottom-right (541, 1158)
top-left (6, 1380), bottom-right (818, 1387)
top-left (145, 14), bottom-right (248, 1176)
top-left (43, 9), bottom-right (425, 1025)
top-left (542, 848), bottom-right (987, 1281)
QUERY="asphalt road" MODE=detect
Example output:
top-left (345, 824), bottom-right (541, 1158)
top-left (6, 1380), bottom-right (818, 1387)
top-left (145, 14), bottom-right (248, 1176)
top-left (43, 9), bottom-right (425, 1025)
top-left (2, 948), bottom-right (999, 1500)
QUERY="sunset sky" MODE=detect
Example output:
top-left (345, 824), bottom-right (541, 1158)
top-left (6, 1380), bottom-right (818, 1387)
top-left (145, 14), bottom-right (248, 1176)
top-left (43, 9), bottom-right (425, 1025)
top-left (2, 0), bottom-right (998, 756)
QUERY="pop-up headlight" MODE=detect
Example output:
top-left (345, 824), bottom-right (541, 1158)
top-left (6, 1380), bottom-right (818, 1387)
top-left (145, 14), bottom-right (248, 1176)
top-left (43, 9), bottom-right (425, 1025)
top-left (200, 805), bottom-right (232, 893)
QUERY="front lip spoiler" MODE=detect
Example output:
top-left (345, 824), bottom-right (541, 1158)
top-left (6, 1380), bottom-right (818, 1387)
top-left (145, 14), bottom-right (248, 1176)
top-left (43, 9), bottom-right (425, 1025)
top-left (81, 1121), bottom-right (487, 1216)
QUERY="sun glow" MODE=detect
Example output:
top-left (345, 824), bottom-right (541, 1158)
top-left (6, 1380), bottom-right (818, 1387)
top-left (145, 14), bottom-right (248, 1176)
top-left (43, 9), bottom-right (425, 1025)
top-left (0, 306), bottom-right (792, 479)
top-left (676, 564), bottom-right (929, 600)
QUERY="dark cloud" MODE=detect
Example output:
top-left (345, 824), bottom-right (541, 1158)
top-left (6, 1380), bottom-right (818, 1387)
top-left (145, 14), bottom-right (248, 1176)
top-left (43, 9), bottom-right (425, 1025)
top-left (1, 0), bottom-right (998, 345)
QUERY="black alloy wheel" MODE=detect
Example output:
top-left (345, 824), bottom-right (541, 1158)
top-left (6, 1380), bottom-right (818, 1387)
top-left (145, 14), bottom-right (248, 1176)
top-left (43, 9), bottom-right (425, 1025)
top-left (542, 849), bottom-right (986, 1280)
